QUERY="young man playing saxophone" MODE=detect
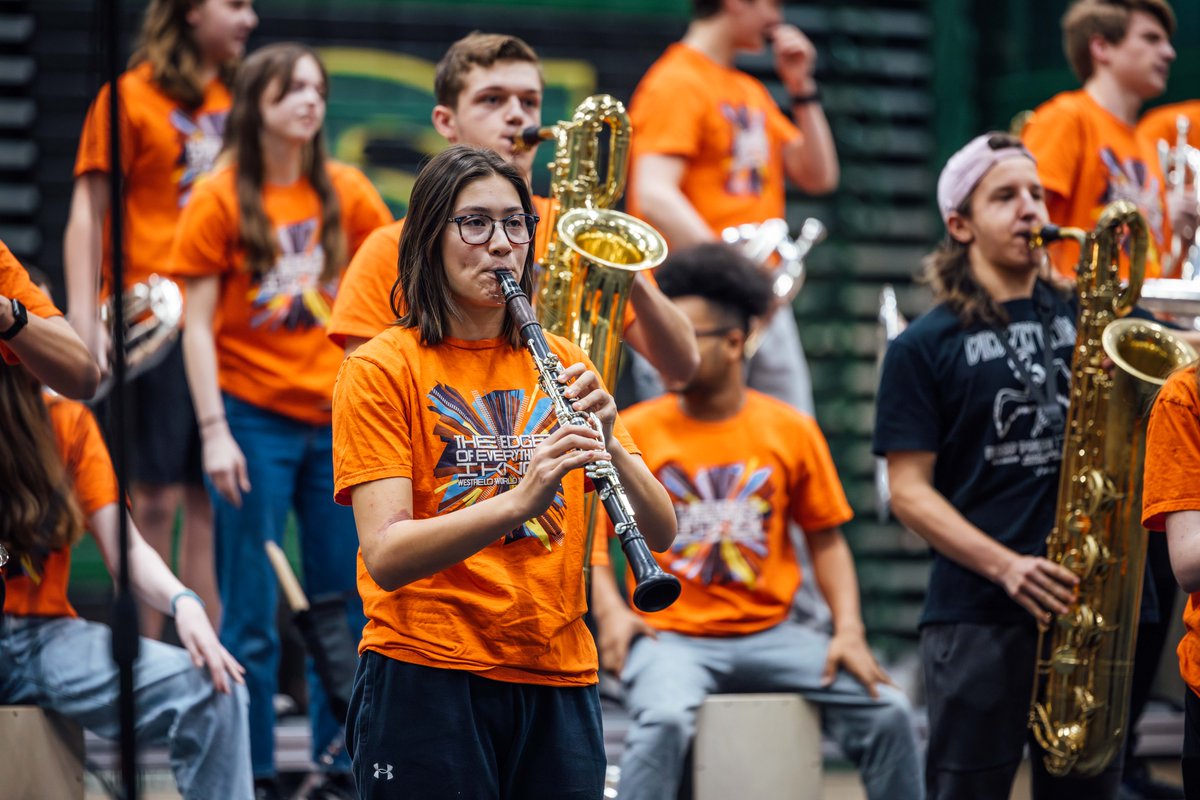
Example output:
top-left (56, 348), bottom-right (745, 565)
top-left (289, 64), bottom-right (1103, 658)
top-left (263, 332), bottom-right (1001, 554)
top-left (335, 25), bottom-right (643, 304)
top-left (875, 133), bottom-right (1147, 800)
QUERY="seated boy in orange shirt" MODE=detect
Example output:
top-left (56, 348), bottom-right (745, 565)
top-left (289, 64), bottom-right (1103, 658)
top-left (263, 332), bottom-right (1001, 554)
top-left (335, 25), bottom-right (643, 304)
top-left (589, 243), bottom-right (920, 800)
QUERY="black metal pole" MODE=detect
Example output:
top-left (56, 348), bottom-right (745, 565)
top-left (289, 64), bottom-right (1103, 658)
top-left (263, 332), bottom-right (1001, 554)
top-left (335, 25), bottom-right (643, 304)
top-left (101, 0), bottom-right (139, 797)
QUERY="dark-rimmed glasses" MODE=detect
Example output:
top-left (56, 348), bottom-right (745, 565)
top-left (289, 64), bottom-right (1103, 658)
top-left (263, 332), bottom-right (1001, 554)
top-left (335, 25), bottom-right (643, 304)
top-left (447, 213), bottom-right (540, 245)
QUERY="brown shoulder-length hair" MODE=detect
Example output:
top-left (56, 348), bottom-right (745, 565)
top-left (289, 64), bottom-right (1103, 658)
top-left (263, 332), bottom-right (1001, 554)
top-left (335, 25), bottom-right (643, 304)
top-left (395, 145), bottom-right (535, 349)
top-left (220, 43), bottom-right (345, 281)
top-left (1062, 0), bottom-right (1176, 83)
top-left (0, 366), bottom-right (85, 567)
top-left (128, 0), bottom-right (238, 109)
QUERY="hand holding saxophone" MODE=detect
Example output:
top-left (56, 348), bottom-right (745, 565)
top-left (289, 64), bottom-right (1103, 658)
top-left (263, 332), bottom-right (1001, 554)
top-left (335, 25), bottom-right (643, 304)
top-left (999, 553), bottom-right (1078, 625)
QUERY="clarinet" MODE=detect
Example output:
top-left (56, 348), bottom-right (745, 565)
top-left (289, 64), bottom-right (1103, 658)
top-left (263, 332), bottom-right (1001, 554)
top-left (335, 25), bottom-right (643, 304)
top-left (496, 269), bottom-right (680, 612)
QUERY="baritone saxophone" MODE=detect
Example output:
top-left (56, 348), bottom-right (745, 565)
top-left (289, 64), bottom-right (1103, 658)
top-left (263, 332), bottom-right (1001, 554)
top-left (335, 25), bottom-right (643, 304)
top-left (1027, 200), bottom-right (1197, 776)
top-left (518, 94), bottom-right (667, 387)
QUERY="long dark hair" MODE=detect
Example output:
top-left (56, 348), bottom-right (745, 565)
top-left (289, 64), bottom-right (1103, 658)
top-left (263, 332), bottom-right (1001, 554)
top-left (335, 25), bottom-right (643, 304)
top-left (129, 0), bottom-right (237, 108)
top-left (0, 366), bottom-right (85, 567)
top-left (220, 43), bottom-right (345, 281)
top-left (395, 145), bottom-right (535, 348)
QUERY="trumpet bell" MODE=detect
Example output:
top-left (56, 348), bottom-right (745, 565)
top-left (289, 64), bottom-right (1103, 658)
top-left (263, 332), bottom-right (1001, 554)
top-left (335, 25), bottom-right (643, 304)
top-left (93, 274), bottom-right (184, 401)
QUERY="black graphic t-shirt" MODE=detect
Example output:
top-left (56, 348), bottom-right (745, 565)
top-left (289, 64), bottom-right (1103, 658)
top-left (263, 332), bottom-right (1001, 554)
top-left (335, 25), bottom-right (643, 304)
top-left (873, 287), bottom-right (1078, 627)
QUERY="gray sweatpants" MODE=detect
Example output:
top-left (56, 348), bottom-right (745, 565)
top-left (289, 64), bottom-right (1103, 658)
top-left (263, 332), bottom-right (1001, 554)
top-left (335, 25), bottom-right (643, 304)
top-left (618, 620), bottom-right (923, 800)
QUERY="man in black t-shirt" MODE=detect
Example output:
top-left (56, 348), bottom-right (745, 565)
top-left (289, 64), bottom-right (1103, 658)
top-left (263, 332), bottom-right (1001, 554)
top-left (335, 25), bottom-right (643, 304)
top-left (872, 132), bottom-right (1121, 800)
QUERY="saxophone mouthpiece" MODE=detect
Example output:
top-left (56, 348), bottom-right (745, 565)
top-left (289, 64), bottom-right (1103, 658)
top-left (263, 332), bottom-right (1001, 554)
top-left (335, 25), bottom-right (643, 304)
top-left (512, 126), bottom-right (549, 153)
top-left (1030, 224), bottom-right (1063, 249)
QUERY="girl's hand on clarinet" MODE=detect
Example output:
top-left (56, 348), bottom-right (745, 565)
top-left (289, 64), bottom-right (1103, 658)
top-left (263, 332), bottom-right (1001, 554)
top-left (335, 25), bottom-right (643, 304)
top-left (559, 362), bottom-right (617, 447)
top-left (515, 422), bottom-right (609, 517)
top-left (201, 427), bottom-right (251, 508)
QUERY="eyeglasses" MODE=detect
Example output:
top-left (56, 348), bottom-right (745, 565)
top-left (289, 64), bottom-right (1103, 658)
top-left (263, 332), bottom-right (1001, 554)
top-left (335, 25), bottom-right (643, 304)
top-left (447, 213), bottom-right (539, 245)
top-left (693, 326), bottom-right (740, 338)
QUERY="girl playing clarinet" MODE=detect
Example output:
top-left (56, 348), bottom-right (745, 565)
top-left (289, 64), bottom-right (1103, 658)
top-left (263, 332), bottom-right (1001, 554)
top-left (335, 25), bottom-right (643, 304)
top-left (331, 144), bottom-right (674, 799)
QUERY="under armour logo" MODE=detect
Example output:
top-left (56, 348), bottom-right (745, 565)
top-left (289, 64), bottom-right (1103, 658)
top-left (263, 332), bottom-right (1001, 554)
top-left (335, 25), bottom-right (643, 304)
top-left (373, 763), bottom-right (394, 780)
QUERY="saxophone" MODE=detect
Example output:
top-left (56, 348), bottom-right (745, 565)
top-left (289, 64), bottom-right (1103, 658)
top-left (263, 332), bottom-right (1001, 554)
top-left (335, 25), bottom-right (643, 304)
top-left (518, 94), bottom-right (667, 387)
top-left (1027, 200), bottom-right (1197, 776)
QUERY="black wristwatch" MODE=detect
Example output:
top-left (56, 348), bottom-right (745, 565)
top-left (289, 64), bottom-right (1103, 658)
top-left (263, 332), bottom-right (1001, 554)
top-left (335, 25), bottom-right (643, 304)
top-left (1, 297), bottom-right (28, 341)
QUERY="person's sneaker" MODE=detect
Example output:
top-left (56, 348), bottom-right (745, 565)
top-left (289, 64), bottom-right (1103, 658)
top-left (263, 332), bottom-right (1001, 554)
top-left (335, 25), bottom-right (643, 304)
top-left (254, 776), bottom-right (285, 800)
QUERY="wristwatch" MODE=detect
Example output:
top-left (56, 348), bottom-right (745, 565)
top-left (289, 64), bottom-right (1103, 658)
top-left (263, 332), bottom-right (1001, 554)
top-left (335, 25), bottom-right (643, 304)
top-left (0, 297), bottom-right (27, 340)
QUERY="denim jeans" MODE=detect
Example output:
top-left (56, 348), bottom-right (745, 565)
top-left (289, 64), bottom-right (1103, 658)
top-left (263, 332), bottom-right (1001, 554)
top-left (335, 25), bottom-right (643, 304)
top-left (0, 615), bottom-right (252, 799)
top-left (211, 394), bottom-right (365, 778)
top-left (618, 621), bottom-right (923, 800)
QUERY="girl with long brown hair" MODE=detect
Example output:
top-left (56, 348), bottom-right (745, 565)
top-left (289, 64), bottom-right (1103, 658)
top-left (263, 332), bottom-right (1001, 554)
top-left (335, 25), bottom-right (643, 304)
top-left (172, 42), bottom-right (392, 796)
top-left (63, 0), bottom-right (259, 642)
top-left (0, 362), bottom-right (250, 799)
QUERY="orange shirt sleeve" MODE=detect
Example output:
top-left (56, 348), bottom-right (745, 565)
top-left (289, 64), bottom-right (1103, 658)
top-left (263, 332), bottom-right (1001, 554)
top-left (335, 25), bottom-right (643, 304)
top-left (334, 164), bottom-right (394, 255)
top-left (53, 398), bottom-right (120, 516)
top-left (1, 243), bottom-right (64, 364)
top-left (1022, 102), bottom-right (1083, 203)
top-left (170, 176), bottom-right (236, 278)
top-left (327, 221), bottom-right (405, 347)
top-left (629, 61), bottom-right (709, 160)
top-left (789, 414), bottom-right (854, 533)
top-left (332, 351), bottom-right (413, 505)
top-left (1143, 368), bottom-right (1200, 531)
top-left (74, 79), bottom-right (139, 178)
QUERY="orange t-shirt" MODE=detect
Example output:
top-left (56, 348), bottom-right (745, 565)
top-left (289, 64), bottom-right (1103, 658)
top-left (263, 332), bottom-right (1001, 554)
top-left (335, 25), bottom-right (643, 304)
top-left (1138, 100), bottom-right (1200, 152)
top-left (1, 242), bottom-right (63, 364)
top-left (1022, 89), bottom-right (1168, 279)
top-left (331, 325), bottom-right (639, 686)
top-left (75, 62), bottom-right (232, 292)
top-left (594, 390), bottom-right (852, 636)
top-left (327, 195), bottom-right (556, 348)
top-left (4, 396), bottom-right (119, 618)
top-left (170, 162), bottom-right (393, 425)
top-left (1142, 365), bottom-right (1200, 698)
top-left (627, 43), bottom-right (801, 239)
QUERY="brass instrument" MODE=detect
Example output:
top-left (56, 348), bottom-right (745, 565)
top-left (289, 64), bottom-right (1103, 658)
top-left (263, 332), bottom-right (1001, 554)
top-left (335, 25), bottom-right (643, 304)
top-left (528, 94), bottom-right (667, 386)
top-left (1027, 201), bottom-right (1197, 776)
top-left (1157, 114), bottom-right (1200, 279)
top-left (719, 217), bottom-right (826, 357)
top-left (94, 273), bottom-right (184, 400)
top-left (874, 284), bottom-right (908, 523)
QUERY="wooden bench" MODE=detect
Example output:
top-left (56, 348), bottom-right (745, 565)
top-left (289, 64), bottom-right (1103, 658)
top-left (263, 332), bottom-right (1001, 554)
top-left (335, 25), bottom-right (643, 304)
top-left (693, 694), bottom-right (823, 800)
top-left (0, 706), bottom-right (85, 799)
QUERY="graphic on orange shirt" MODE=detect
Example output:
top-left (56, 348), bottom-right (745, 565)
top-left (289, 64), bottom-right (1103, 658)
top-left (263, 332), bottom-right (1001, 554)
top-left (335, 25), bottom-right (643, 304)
top-left (722, 104), bottom-right (771, 197)
top-left (171, 108), bottom-right (226, 206)
top-left (427, 383), bottom-right (563, 549)
top-left (1097, 146), bottom-right (1164, 242)
top-left (249, 218), bottom-right (335, 330)
top-left (660, 460), bottom-right (774, 588)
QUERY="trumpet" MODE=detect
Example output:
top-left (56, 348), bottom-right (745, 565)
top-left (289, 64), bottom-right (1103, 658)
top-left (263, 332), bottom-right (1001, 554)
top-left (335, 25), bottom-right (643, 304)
top-left (93, 274), bottom-right (183, 400)
top-left (720, 217), bottom-right (826, 357)
top-left (1157, 114), bottom-right (1200, 279)
top-left (496, 268), bottom-right (680, 613)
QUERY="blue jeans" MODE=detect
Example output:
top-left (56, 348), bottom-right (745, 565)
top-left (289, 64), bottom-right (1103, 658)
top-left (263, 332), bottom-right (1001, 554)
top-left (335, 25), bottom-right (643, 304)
top-left (619, 621), bottom-right (924, 800)
top-left (212, 394), bottom-right (365, 778)
top-left (0, 615), bottom-right (252, 799)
